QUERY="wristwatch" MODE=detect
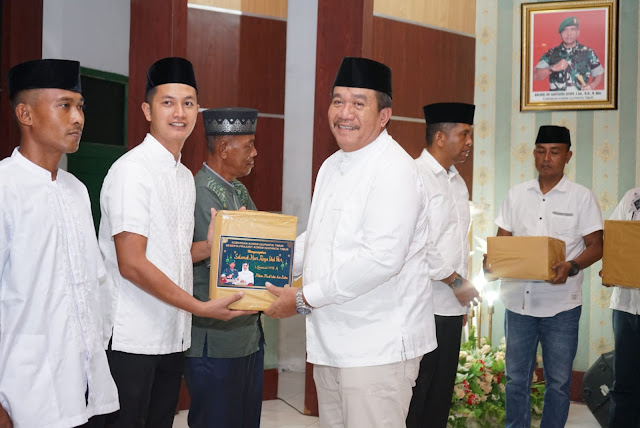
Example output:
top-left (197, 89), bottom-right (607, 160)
top-left (451, 275), bottom-right (463, 289)
top-left (568, 260), bottom-right (580, 277)
top-left (296, 288), bottom-right (312, 315)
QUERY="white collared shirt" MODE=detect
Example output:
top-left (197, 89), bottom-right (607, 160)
top-left (494, 176), bottom-right (603, 317)
top-left (99, 134), bottom-right (195, 354)
top-left (297, 130), bottom-right (436, 368)
top-left (415, 149), bottom-right (470, 316)
top-left (0, 149), bottom-right (119, 428)
top-left (608, 187), bottom-right (640, 314)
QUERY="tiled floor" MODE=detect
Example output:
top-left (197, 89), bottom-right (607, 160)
top-left (173, 371), bottom-right (601, 427)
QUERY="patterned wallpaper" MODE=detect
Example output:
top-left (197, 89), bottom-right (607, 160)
top-left (473, 0), bottom-right (640, 371)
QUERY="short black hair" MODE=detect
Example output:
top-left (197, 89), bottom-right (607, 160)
top-left (144, 86), bottom-right (158, 105)
top-left (425, 122), bottom-right (455, 148)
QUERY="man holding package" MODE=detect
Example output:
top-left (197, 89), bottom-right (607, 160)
top-left (98, 58), bottom-right (253, 428)
top-left (265, 57), bottom-right (435, 427)
top-left (407, 102), bottom-right (480, 428)
top-left (185, 107), bottom-right (263, 428)
top-left (601, 187), bottom-right (640, 426)
top-left (492, 125), bottom-right (603, 427)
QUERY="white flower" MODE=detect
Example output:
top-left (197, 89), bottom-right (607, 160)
top-left (480, 344), bottom-right (491, 355)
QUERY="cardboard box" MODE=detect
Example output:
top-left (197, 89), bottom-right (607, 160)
top-left (486, 236), bottom-right (566, 281)
top-left (602, 220), bottom-right (640, 288)
top-left (210, 210), bottom-right (298, 310)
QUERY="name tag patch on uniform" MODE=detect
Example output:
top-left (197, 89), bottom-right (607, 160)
top-left (552, 211), bottom-right (574, 217)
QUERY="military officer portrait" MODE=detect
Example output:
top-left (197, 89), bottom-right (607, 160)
top-left (532, 15), bottom-right (605, 92)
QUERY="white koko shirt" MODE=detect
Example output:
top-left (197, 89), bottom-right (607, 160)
top-left (99, 134), bottom-right (195, 354)
top-left (296, 130), bottom-right (436, 368)
top-left (0, 149), bottom-right (119, 428)
top-left (415, 149), bottom-right (471, 316)
top-left (495, 176), bottom-right (603, 317)
top-left (608, 187), bottom-right (640, 315)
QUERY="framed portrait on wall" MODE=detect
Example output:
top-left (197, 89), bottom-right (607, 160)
top-left (521, 0), bottom-right (618, 111)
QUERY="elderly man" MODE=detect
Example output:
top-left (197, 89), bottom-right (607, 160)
top-left (407, 103), bottom-right (480, 428)
top-left (493, 125), bottom-right (603, 428)
top-left (0, 59), bottom-right (119, 428)
top-left (98, 59), bottom-right (253, 428)
top-left (185, 107), bottom-right (263, 428)
top-left (266, 57), bottom-right (435, 427)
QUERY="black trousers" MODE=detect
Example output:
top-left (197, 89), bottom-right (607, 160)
top-left (407, 315), bottom-right (464, 428)
top-left (105, 349), bottom-right (185, 428)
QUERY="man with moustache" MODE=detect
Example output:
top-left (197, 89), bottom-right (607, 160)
top-left (265, 57), bottom-right (435, 427)
top-left (533, 16), bottom-right (604, 91)
top-left (407, 103), bottom-right (480, 428)
top-left (492, 125), bottom-right (603, 427)
top-left (98, 58), bottom-right (253, 428)
top-left (185, 107), bottom-right (263, 428)
top-left (0, 59), bottom-right (119, 428)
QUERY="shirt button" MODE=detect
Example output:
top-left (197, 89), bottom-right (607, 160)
top-left (539, 217), bottom-right (542, 220)
top-left (543, 199), bottom-right (546, 201)
top-left (526, 291), bottom-right (530, 294)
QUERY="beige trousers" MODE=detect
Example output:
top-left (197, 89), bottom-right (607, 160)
top-left (313, 357), bottom-right (422, 428)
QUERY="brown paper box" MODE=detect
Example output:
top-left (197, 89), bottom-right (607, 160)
top-left (209, 210), bottom-right (298, 310)
top-left (602, 220), bottom-right (640, 288)
top-left (486, 236), bottom-right (566, 281)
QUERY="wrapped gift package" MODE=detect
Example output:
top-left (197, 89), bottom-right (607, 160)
top-left (210, 210), bottom-right (298, 310)
top-left (602, 220), bottom-right (640, 288)
top-left (486, 236), bottom-right (566, 281)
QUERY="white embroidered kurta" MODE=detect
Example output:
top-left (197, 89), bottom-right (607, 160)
top-left (296, 130), bottom-right (436, 368)
top-left (99, 134), bottom-right (195, 354)
top-left (415, 149), bottom-right (471, 316)
top-left (495, 176), bottom-right (603, 317)
top-left (608, 187), bottom-right (640, 314)
top-left (0, 149), bottom-right (119, 428)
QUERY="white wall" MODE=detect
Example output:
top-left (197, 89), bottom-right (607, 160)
top-left (278, 0), bottom-right (318, 373)
top-left (43, 0), bottom-right (130, 76)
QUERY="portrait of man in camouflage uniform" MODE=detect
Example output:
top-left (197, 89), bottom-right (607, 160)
top-left (533, 16), bottom-right (604, 91)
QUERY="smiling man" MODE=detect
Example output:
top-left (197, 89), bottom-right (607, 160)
top-left (185, 107), bottom-right (263, 428)
top-left (533, 16), bottom-right (604, 91)
top-left (0, 58), bottom-right (119, 428)
top-left (493, 125), bottom-right (603, 427)
top-left (265, 57), bottom-right (435, 427)
top-left (98, 58), bottom-right (253, 428)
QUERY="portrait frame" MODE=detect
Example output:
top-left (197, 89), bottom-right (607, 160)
top-left (521, 0), bottom-right (618, 111)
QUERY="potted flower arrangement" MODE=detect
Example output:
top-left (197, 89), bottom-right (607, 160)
top-left (448, 328), bottom-right (545, 427)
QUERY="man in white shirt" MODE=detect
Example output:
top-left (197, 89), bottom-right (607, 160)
top-left (265, 57), bottom-right (435, 427)
top-left (493, 125), bottom-right (603, 428)
top-left (0, 59), bottom-right (119, 428)
top-left (601, 188), bottom-right (640, 426)
top-left (407, 102), bottom-right (480, 428)
top-left (98, 57), bottom-right (253, 428)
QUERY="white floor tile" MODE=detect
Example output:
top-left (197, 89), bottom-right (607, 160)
top-left (172, 372), bottom-right (601, 428)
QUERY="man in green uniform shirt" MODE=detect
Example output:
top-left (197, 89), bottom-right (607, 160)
top-left (185, 107), bottom-right (262, 428)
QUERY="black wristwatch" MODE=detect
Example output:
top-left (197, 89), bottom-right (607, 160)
top-left (568, 260), bottom-right (580, 277)
top-left (451, 275), bottom-right (463, 289)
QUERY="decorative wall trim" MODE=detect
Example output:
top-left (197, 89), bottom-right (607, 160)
top-left (187, 3), bottom-right (287, 22)
top-left (373, 12), bottom-right (475, 38)
top-left (390, 115), bottom-right (425, 124)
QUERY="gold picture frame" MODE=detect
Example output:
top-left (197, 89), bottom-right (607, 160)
top-left (521, 0), bottom-right (618, 111)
